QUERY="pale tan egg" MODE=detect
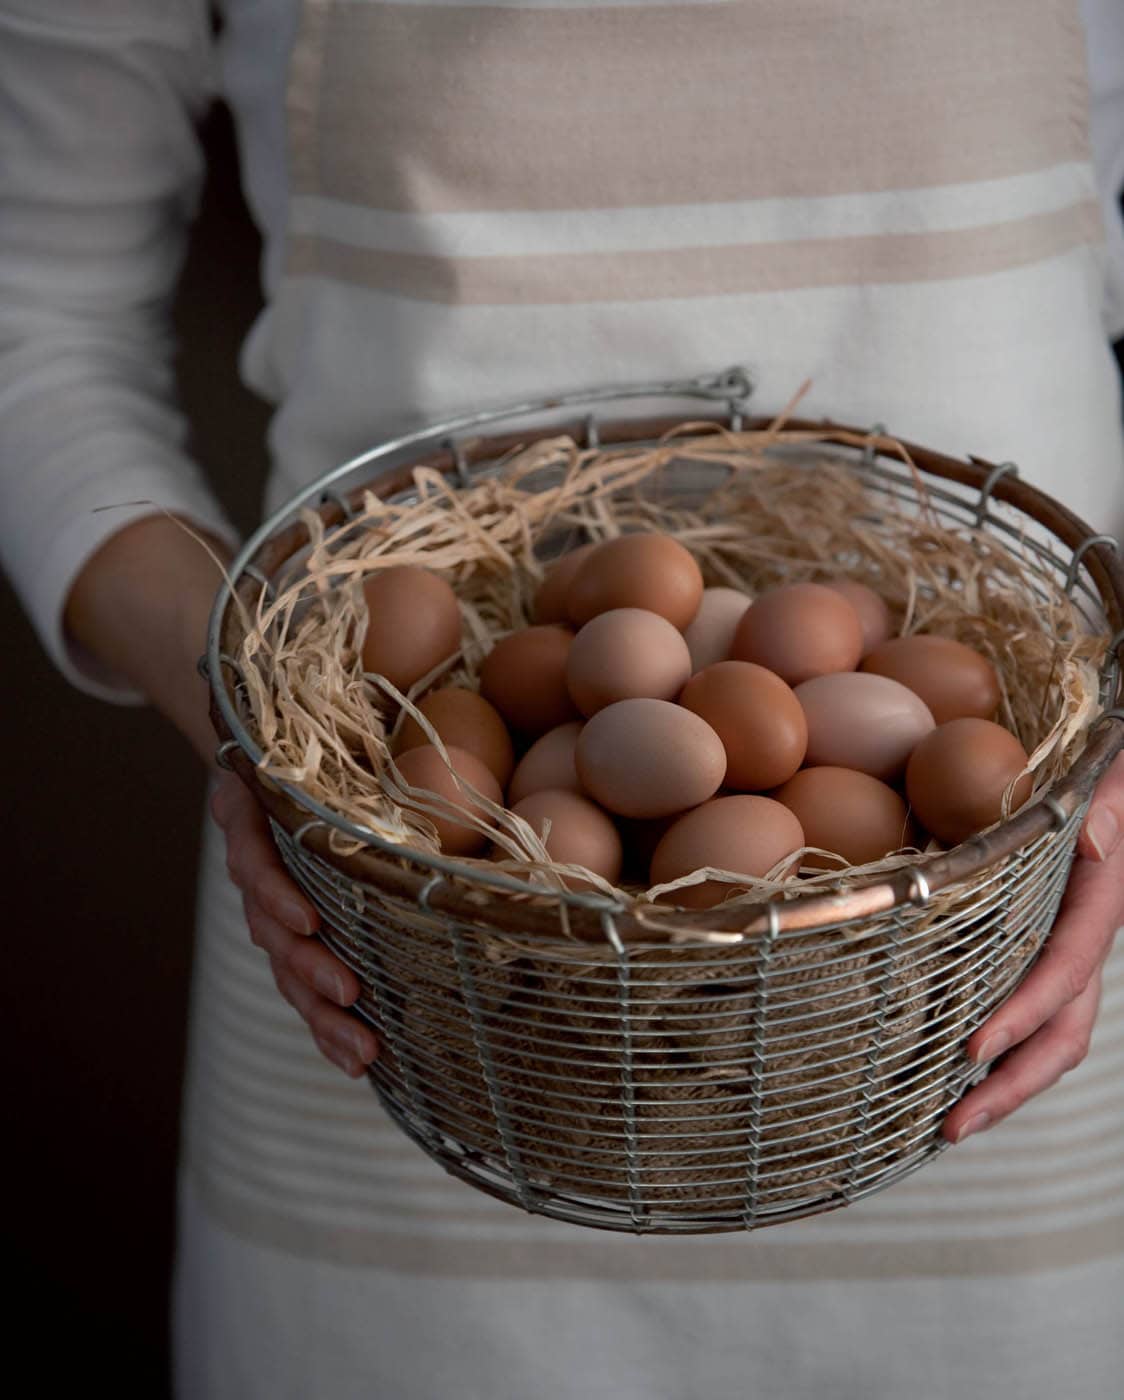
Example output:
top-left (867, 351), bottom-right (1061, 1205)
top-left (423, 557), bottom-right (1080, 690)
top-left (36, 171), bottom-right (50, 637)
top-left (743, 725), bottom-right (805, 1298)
top-left (566, 533), bottom-right (704, 629)
top-left (861, 635), bottom-right (1002, 724)
top-left (822, 578), bottom-right (893, 656)
top-left (731, 582), bottom-right (864, 685)
top-left (682, 587), bottom-right (753, 673)
top-left (507, 722), bottom-right (584, 805)
top-left (575, 698), bottom-right (726, 819)
top-left (772, 766), bottom-right (918, 869)
top-left (650, 796), bottom-right (805, 908)
top-left (795, 672), bottom-right (936, 781)
top-left (393, 744), bottom-right (504, 856)
top-left (511, 789), bottom-right (623, 886)
top-left (479, 625), bottom-right (579, 735)
top-left (566, 608), bottom-right (692, 716)
top-left (534, 543), bottom-right (599, 624)
top-left (361, 565), bottom-right (461, 692)
top-left (906, 718), bottom-right (1032, 845)
top-left (679, 661), bottom-right (807, 789)
top-left (396, 687), bottom-right (515, 787)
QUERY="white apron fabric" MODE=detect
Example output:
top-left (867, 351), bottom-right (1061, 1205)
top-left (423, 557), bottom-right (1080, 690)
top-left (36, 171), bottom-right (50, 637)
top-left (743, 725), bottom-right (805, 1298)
top-left (170, 1), bottom-right (1124, 1394)
top-left (176, 818), bottom-right (1124, 1400)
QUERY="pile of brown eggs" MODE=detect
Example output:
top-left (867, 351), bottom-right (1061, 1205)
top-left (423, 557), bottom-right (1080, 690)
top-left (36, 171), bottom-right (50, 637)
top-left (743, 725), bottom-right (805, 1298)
top-left (361, 535), bottom-right (1032, 907)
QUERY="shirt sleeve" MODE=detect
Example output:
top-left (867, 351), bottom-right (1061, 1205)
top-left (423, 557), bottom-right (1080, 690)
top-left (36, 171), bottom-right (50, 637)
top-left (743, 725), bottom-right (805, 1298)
top-left (1082, 0), bottom-right (1124, 339)
top-left (0, 0), bottom-right (240, 703)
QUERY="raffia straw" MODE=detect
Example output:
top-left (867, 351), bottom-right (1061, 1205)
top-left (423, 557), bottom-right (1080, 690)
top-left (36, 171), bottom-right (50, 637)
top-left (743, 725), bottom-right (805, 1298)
top-left (226, 424), bottom-right (1107, 910)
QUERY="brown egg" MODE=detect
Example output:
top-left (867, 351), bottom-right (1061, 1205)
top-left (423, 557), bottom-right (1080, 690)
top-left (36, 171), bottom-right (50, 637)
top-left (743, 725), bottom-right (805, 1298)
top-left (861, 635), bottom-right (1002, 724)
top-left (566, 608), bottom-right (692, 716)
top-left (534, 543), bottom-right (599, 623)
top-left (479, 625), bottom-right (579, 735)
top-left (906, 717), bottom-right (1032, 845)
top-left (566, 533), bottom-right (704, 629)
top-left (795, 672), bottom-right (936, 781)
top-left (772, 767), bottom-right (916, 869)
top-left (575, 698), bottom-right (726, 819)
top-left (361, 565), bottom-right (461, 692)
top-left (512, 789), bottom-right (623, 886)
top-left (683, 587), bottom-right (753, 673)
top-left (679, 661), bottom-right (807, 790)
top-left (507, 722), bottom-right (584, 805)
top-left (393, 744), bottom-right (503, 856)
top-left (650, 796), bottom-right (805, 908)
top-left (731, 582), bottom-right (864, 685)
top-left (822, 578), bottom-right (893, 656)
top-left (396, 687), bottom-right (515, 787)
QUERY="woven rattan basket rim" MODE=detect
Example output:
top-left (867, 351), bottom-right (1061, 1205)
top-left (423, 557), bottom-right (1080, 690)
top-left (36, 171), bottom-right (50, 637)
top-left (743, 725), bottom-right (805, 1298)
top-left (209, 413), bottom-right (1124, 943)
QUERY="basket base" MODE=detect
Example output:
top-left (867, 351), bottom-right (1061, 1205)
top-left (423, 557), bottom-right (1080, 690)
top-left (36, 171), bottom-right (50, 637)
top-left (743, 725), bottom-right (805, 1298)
top-left (367, 1074), bottom-right (975, 1236)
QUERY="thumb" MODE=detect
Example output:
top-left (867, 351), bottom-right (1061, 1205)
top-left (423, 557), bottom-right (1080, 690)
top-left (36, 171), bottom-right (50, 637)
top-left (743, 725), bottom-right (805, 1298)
top-left (1077, 751), bottom-right (1124, 863)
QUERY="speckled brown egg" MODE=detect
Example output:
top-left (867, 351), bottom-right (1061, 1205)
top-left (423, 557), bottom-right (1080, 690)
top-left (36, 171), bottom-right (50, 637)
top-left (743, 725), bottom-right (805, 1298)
top-left (861, 635), bottom-right (1002, 724)
top-left (731, 582), bottom-right (864, 685)
top-left (566, 533), bottom-right (704, 629)
top-left (566, 608), bottom-right (693, 716)
top-left (479, 625), bottom-right (579, 735)
top-left (795, 672), bottom-right (936, 781)
top-left (683, 587), bottom-right (753, 673)
top-left (772, 767), bottom-right (918, 869)
top-left (821, 578), bottom-right (893, 656)
top-left (512, 789), bottom-right (623, 886)
top-left (507, 722), bottom-right (584, 806)
top-left (906, 717), bottom-right (1032, 845)
top-left (650, 796), bottom-right (805, 908)
top-left (361, 565), bottom-right (461, 692)
top-left (396, 687), bottom-right (515, 787)
top-left (393, 744), bottom-right (504, 856)
top-left (679, 660), bottom-right (807, 790)
top-left (534, 543), bottom-right (599, 624)
top-left (575, 698), bottom-right (726, 819)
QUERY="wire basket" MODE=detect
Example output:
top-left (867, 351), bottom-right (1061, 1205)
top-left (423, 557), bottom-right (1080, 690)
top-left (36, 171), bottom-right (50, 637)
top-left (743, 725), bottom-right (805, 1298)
top-left (206, 369), bottom-right (1124, 1234)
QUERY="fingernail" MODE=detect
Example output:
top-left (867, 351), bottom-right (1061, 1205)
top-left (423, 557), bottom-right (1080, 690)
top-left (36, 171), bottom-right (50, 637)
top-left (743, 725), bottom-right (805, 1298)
top-left (314, 967), bottom-right (347, 1004)
top-left (332, 1025), bottom-right (373, 1064)
top-left (954, 1111), bottom-right (991, 1144)
top-left (976, 1029), bottom-right (1012, 1064)
top-left (316, 1037), bottom-right (360, 1077)
top-left (1086, 807), bottom-right (1120, 861)
top-left (280, 897), bottom-right (313, 935)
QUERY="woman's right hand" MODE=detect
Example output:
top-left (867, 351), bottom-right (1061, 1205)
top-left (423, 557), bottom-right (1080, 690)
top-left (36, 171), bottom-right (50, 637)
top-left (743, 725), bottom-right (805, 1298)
top-left (210, 771), bottom-right (381, 1078)
top-left (64, 515), bottom-right (379, 1081)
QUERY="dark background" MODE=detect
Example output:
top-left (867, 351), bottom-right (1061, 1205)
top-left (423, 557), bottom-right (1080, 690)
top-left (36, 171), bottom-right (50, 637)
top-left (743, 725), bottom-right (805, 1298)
top-left (3, 106), bottom-right (268, 1396)
top-left (4, 101), bottom-right (1123, 1397)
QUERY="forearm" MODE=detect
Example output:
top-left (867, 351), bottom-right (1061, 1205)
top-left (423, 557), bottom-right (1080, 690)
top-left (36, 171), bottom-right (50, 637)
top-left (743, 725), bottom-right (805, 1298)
top-left (64, 515), bottom-right (231, 766)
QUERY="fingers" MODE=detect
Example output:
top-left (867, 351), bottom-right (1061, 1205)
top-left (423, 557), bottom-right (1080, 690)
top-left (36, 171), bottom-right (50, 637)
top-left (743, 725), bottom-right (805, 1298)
top-left (211, 773), bottom-right (319, 935)
top-left (242, 897), bottom-right (361, 1006)
top-left (944, 968), bottom-right (1102, 1143)
top-left (271, 957), bottom-right (380, 1078)
top-left (945, 818), bottom-right (1124, 1143)
top-left (213, 772), bottom-right (379, 1078)
top-left (1077, 751), bottom-right (1124, 863)
top-left (964, 841), bottom-right (1124, 1068)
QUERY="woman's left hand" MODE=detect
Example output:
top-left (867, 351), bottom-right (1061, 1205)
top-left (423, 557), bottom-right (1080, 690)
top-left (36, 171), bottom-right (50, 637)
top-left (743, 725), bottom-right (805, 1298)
top-left (942, 751), bottom-right (1124, 1144)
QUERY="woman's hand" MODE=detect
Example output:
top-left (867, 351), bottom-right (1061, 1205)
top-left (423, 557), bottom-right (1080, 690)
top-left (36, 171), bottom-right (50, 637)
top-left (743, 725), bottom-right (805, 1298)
top-left (65, 514), bottom-right (378, 1079)
top-left (210, 772), bottom-right (380, 1078)
top-left (942, 750), bottom-right (1124, 1143)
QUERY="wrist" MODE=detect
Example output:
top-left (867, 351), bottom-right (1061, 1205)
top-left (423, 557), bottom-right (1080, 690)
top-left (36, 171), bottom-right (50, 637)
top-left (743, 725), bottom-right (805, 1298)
top-left (64, 514), bottom-right (234, 765)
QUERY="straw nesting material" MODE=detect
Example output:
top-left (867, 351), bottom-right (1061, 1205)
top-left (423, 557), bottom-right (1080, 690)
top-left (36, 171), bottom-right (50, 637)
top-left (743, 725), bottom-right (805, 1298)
top-left (231, 421), bottom-right (1106, 906)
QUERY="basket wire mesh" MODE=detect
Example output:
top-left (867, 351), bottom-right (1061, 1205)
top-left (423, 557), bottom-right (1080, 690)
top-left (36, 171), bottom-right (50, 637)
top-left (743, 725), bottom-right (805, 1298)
top-left (207, 368), bottom-right (1124, 1234)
